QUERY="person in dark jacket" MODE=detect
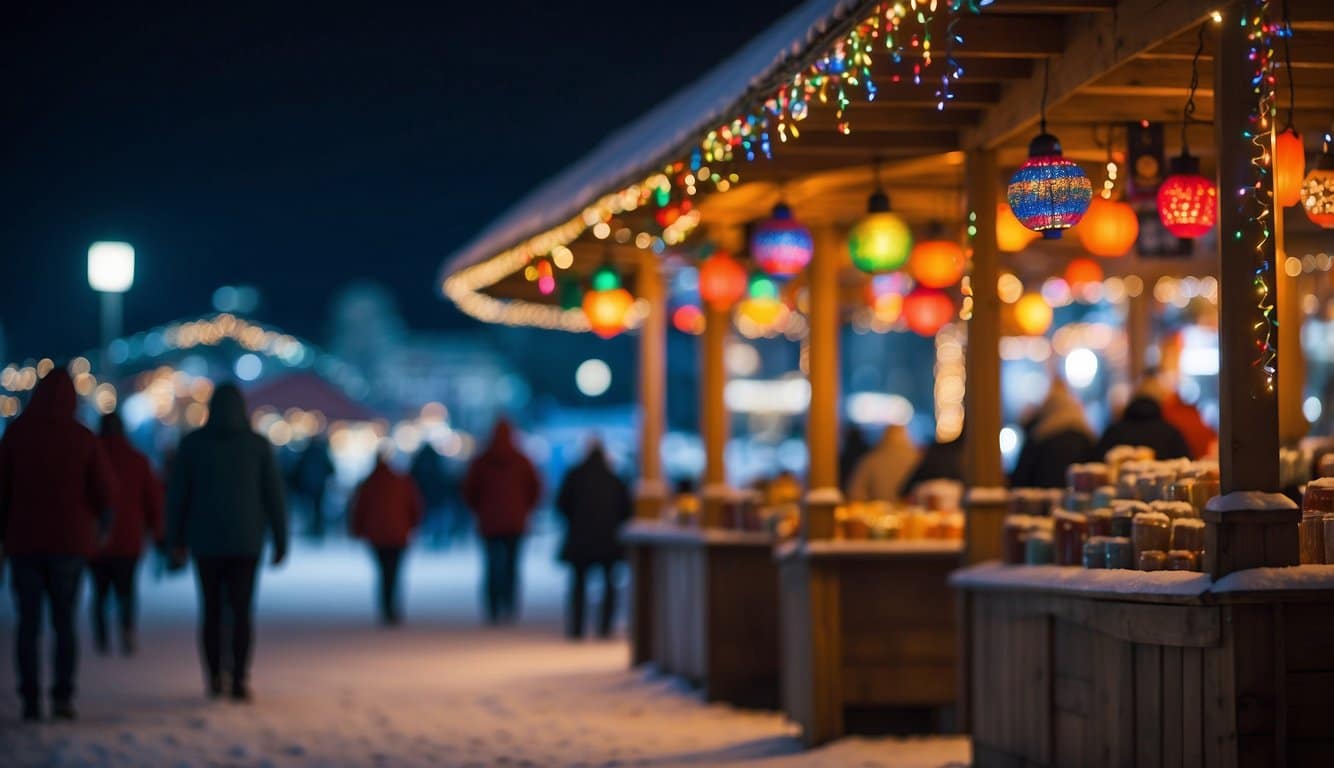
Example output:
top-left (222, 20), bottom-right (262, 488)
top-left (1095, 380), bottom-right (1191, 461)
top-left (1011, 378), bottom-right (1095, 488)
top-left (838, 424), bottom-right (871, 494)
top-left (899, 426), bottom-right (966, 498)
top-left (90, 410), bottom-right (164, 657)
top-left (166, 383), bottom-right (288, 702)
top-left (292, 437), bottom-right (334, 539)
top-left (349, 456), bottom-right (423, 625)
top-left (463, 420), bottom-right (540, 625)
top-left (555, 442), bottom-right (631, 639)
top-left (0, 369), bottom-right (116, 721)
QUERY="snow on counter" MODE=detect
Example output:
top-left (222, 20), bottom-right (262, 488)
top-left (1211, 564), bottom-right (1334, 592)
top-left (1205, 491), bottom-right (1299, 512)
top-left (777, 538), bottom-right (964, 561)
top-left (949, 562), bottom-right (1211, 598)
top-left (621, 520), bottom-right (775, 546)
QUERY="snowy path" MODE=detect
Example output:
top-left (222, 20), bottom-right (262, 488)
top-left (0, 535), bottom-right (969, 767)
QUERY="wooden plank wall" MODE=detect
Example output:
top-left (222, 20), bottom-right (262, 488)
top-left (702, 545), bottom-right (782, 708)
top-left (628, 544), bottom-right (654, 667)
top-left (651, 543), bottom-right (706, 683)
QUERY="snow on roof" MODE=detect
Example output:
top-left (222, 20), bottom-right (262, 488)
top-left (440, 0), bottom-right (859, 280)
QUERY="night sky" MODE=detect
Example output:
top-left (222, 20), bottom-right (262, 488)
top-left (2, 0), bottom-right (802, 362)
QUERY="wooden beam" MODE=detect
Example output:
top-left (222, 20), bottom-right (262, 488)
top-left (984, 0), bottom-right (1117, 12)
top-left (952, 14), bottom-right (1067, 57)
top-left (772, 130), bottom-right (960, 153)
top-left (1145, 27), bottom-right (1334, 67)
top-left (965, 0), bottom-right (1221, 150)
top-left (964, 149), bottom-right (1005, 487)
top-left (833, 106), bottom-right (983, 127)
top-left (635, 253), bottom-right (668, 518)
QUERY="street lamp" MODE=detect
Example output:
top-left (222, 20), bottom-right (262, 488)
top-left (88, 241), bottom-right (135, 376)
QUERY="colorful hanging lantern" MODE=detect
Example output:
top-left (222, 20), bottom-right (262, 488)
top-left (1302, 145), bottom-right (1334, 229)
top-left (1157, 152), bottom-right (1217, 239)
top-left (582, 264), bottom-right (634, 339)
top-left (1075, 197), bottom-right (1139, 258)
top-left (902, 287), bottom-right (954, 337)
top-left (752, 203), bottom-right (813, 277)
top-left (908, 237), bottom-right (964, 289)
top-left (698, 251), bottom-right (749, 310)
top-left (1064, 257), bottom-right (1104, 288)
top-left (672, 304), bottom-right (705, 335)
top-left (736, 271), bottom-right (787, 330)
top-left (1007, 132), bottom-right (1093, 239)
top-left (1274, 128), bottom-right (1305, 209)
top-left (997, 203), bottom-right (1040, 253)
top-left (1013, 293), bottom-right (1053, 337)
top-left (849, 191), bottom-right (913, 274)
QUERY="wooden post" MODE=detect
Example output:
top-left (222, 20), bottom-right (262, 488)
top-left (700, 303), bottom-right (729, 527)
top-left (1275, 210), bottom-right (1308, 445)
top-left (805, 225), bottom-right (843, 540)
top-left (963, 149), bottom-right (1004, 488)
top-left (1125, 286), bottom-right (1152, 385)
top-left (1214, 0), bottom-right (1279, 495)
top-left (635, 254), bottom-right (668, 519)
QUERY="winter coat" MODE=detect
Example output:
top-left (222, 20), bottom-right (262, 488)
top-left (555, 449), bottom-right (631, 565)
top-left (1011, 387), bottom-right (1095, 488)
top-left (0, 370), bottom-right (116, 557)
top-left (166, 384), bottom-right (288, 558)
top-left (899, 433), bottom-right (966, 498)
top-left (848, 425), bottom-right (921, 503)
top-left (1095, 396), bottom-right (1191, 462)
top-left (96, 418), bottom-right (165, 559)
top-left (349, 461), bottom-right (423, 548)
top-left (463, 422), bottom-right (540, 539)
top-left (1159, 393), bottom-right (1216, 459)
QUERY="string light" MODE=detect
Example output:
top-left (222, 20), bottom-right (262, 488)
top-left (1237, 0), bottom-right (1279, 389)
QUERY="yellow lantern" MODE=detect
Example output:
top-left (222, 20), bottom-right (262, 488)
top-left (1274, 127), bottom-right (1305, 209)
top-left (1075, 197), bottom-right (1139, 257)
top-left (997, 203), bottom-right (1040, 253)
top-left (1014, 293), bottom-right (1053, 336)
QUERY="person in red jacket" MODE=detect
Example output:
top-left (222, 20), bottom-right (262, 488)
top-left (0, 368), bottom-right (115, 721)
top-left (349, 456), bottom-right (423, 625)
top-left (463, 420), bottom-right (540, 625)
top-left (90, 410), bottom-right (164, 656)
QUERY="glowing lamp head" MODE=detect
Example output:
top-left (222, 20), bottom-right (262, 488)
top-left (1007, 133), bottom-right (1093, 239)
top-left (902, 287), bottom-right (954, 337)
top-left (1301, 147), bottom-right (1334, 229)
top-left (908, 238), bottom-right (964, 289)
top-left (1157, 152), bottom-right (1218, 239)
top-left (1274, 128), bottom-right (1305, 209)
top-left (1013, 293), bottom-right (1053, 336)
top-left (1075, 197), bottom-right (1139, 257)
top-left (88, 241), bottom-right (135, 293)
top-left (752, 203), bottom-right (813, 277)
top-left (698, 251), bottom-right (749, 310)
top-left (849, 191), bottom-right (913, 274)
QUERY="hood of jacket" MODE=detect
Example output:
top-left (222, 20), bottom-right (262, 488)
top-left (206, 384), bottom-right (251, 433)
top-left (1031, 386), bottom-right (1093, 441)
top-left (21, 368), bottom-right (77, 424)
top-left (1122, 395), bottom-right (1165, 422)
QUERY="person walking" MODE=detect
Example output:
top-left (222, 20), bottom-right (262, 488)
top-left (0, 368), bottom-right (116, 721)
top-left (848, 424), bottom-right (921, 503)
top-left (463, 420), bottom-right (540, 625)
top-left (90, 410), bottom-right (164, 657)
top-left (555, 442), bottom-right (630, 639)
top-left (166, 383), bottom-right (288, 702)
top-left (349, 455), bottom-right (423, 626)
top-left (1011, 378), bottom-right (1096, 488)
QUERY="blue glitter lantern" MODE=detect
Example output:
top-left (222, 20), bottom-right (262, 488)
top-left (751, 203), bottom-right (814, 277)
top-left (1007, 133), bottom-right (1092, 240)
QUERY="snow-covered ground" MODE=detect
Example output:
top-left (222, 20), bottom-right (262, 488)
top-left (0, 533), bottom-right (969, 767)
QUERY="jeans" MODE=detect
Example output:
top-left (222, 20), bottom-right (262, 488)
top-left (372, 546), bottom-right (405, 624)
top-left (194, 556), bottom-right (259, 686)
top-left (10, 555), bottom-right (85, 705)
top-left (568, 561), bottom-right (617, 639)
top-left (89, 556), bottom-right (139, 650)
top-left (482, 536), bottom-right (521, 624)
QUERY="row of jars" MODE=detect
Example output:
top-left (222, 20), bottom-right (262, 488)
top-left (1299, 477), bottom-right (1334, 565)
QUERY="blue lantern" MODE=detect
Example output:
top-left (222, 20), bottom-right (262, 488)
top-left (751, 203), bottom-right (813, 277)
top-left (1007, 132), bottom-right (1092, 239)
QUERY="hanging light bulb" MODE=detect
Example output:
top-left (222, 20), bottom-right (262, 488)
top-left (1006, 62), bottom-right (1092, 239)
top-left (908, 227), bottom-right (965, 289)
top-left (902, 287), bottom-right (954, 337)
top-left (751, 203), bottom-right (813, 277)
top-left (849, 189), bottom-right (913, 274)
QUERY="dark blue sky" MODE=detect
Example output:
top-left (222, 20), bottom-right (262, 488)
top-left (2, 0), bottom-right (801, 361)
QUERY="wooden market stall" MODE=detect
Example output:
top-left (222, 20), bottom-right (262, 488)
top-left (437, 0), bottom-right (1334, 756)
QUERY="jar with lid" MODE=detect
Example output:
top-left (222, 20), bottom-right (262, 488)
top-left (1088, 507), bottom-right (1114, 537)
top-left (1083, 536), bottom-right (1110, 569)
top-left (1053, 510), bottom-right (1089, 566)
top-left (1132, 511), bottom-right (1172, 562)
top-left (1138, 550), bottom-right (1167, 571)
top-left (1166, 549), bottom-right (1198, 571)
top-left (1301, 479), bottom-right (1334, 564)
top-left (1002, 515), bottom-right (1035, 565)
top-left (1170, 517), bottom-right (1206, 554)
top-left (1024, 530), bottom-right (1054, 565)
top-left (1104, 537), bottom-right (1135, 569)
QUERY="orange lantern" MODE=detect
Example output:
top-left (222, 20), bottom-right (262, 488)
top-left (1014, 293), bottom-right (1053, 336)
top-left (908, 239), bottom-right (965, 289)
top-left (582, 280), bottom-right (635, 339)
top-left (903, 287), bottom-right (954, 337)
top-left (1064, 257), bottom-right (1104, 288)
top-left (698, 251), bottom-right (748, 310)
top-left (1274, 127), bottom-right (1305, 209)
top-left (1075, 197), bottom-right (1139, 257)
top-left (997, 203), bottom-right (1040, 252)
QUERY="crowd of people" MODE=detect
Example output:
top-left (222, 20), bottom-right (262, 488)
top-left (0, 370), bottom-right (629, 722)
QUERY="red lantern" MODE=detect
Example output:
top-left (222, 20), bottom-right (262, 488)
top-left (903, 287), bottom-right (954, 337)
top-left (908, 239), bottom-right (965, 289)
top-left (1274, 128), bottom-right (1305, 209)
top-left (1158, 152), bottom-right (1217, 239)
top-left (1076, 197), bottom-right (1139, 257)
top-left (672, 304), bottom-right (705, 335)
top-left (1064, 257), bottom-right (1104, 288)
top-left (698, 251), bottom-right (748, 310)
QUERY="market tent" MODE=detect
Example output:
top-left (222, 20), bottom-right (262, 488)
top-left (244, 372), bottom-right (382, 423)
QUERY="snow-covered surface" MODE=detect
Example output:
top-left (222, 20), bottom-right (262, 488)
top-left (621, 521), bottom-right (775, 547)
top-left (1205, 491), bottom-right (1299, 512)
top-left (949, 562), bottom-right (1212, 597)
top-left (441, 0), bottom-right (857, 279)
top-left (965, 487), bottom-right (1009, 506)
top-left (777, 539), bottom-right (964, 561)
top-left (0, 532), bottom-right (970, 767)
top-left (804, 487), bottom-right (844, 506)
top-left (1211, 564), bottom-right (1334, 593)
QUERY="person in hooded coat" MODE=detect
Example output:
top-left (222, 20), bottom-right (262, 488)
top-left (1095, 378), bottom-right (1191, 461)
top-left (349, 456), bottom-right (423, 625)
top-left (555, 441), bottom-right (631, 639)
top-left (0, 368), bottom-right (116, 721)
top-left (848, 424), bottom-right (920, 503)
top-left (90, 410), bottom-right (164, 657)
top-left (899, 425), bottom-right (966, 499)
top-left (166, 383), bottom-right (288, 702)
top-left (1010, 378), bottom-right (1096, 488)
top-left (463, 420), bottom-right (540, 625)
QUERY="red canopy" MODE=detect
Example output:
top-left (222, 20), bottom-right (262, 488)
top-left (244, 372), bottom-right (381, 423)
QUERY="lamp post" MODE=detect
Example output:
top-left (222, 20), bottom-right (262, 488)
top-left (87, 241), bottom-right (135, 377)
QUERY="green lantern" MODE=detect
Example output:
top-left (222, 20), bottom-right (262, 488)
top-left (848, 190), bottom-right (913, 274)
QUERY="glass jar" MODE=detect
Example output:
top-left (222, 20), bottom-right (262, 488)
top-left (1083, 536), bottom-right (1109, 569)
top-left (1166, 549), bottom-right (1198, 571)
top-left (1303, 478), bottom-right (1334, 518)
top-left (1109, 500), bottom-right (1147, 538)
top-left (1053, 511), bottom-right (1089, 566)
top-left (1132, 511), bottom-right (1172, 562)
top-left (1024, 530), bottom-right (1054, 565)
top-left (1089, 508), bottom-right (1114, 537)
top-left (1299, 517), bottom-right (1325, 565)
top-left (1104, 537), bottom-right (1135, 569)
top-left (1318, 453), bottom-right (1334, 479)
top-left (1138, 550), bottom-right (1168, 571)
top-left (1117, 472), bottom-right (1140, 501)
top-left (1170, 518), bottom-right (1206, 554)
top-left (1002, 515), bottom-right (1035, 565)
